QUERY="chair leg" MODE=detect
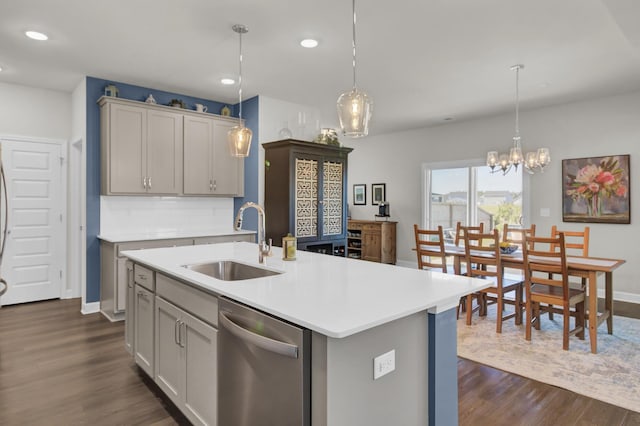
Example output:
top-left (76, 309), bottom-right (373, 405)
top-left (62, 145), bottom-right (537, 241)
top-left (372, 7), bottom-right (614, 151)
top-left (533, 302), bottom-right (541, 330)
top-left (563, 304), bottom-right (570, 350)
top-left (576, 300), bottom-right (585, 340)
top-left (525, 299), bottom-right (532, 341)
top-left (496, 294), bottom-right (503, 334)
top-left (466, 294), bottom-right (473, 326)
top-left (515, 284), bottom-right (523, 325)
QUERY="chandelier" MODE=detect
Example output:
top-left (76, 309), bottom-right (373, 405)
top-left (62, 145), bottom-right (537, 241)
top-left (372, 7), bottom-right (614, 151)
top-left (487, 64), bottom-right (550, 175)
top-left (336, 0), bottom-right (372, 138)
top-left (228, 24), bottom-right (252, 158)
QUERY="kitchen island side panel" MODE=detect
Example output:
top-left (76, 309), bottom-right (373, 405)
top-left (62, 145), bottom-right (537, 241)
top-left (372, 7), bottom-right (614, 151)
top-left (312, 311), bottom-right (429, 426)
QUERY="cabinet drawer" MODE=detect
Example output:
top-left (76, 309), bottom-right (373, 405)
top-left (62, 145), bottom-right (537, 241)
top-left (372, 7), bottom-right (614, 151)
top-left (134, 264), bottom-right (155, 291)
top-left (156, 274), bottom-right (218, 327)
top-left (362, 224), bottom-right (380, 232)
top-left (348, 222), bottom-right (363, 231)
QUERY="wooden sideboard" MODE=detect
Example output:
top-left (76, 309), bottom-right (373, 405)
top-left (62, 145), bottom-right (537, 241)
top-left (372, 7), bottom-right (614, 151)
top-left (347, 220), bottom-right (397, 264)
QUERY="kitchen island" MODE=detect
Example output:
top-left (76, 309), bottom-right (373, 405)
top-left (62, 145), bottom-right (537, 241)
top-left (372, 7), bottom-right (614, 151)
top-left (123, 241), bottom-right (489, 426)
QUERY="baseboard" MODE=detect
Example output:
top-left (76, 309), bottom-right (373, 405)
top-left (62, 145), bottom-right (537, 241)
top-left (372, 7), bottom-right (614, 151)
top-left (395, 259), bottom-right (416, 269)
top-left (82, 301), bottom-right (100, 315)
top-left (598, 289), bottom-right (640, 304)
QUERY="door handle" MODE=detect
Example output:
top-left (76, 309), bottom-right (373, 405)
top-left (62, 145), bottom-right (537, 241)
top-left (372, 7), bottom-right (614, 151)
top-left (219, 311), bottom-right (299, 358)
top-left (143, 177), bottom-right (147, 189)
top-left (175, 319), bottom-right (180, 345)
top-left (209, 180), bottom-right (213, 191)
top-left (179, 321), bottom-right (186, 348)
top-left (148, 177), bottom-right (152, 190)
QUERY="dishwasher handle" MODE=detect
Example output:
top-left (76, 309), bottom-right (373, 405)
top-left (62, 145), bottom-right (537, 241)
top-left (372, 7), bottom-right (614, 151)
top-left (219, 311), bottom-right (299, 359)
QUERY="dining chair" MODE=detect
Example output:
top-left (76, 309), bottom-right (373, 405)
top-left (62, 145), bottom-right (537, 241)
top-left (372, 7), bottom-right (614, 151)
top-left (463, 229), bottom-right (523, 333)
top-left (414, 224), bottom-right (448, 273)
top-left (503, 223), bottom-right (536, 250)
top-left (522, 233), bottom-right (586, 350)
top-left (550, 225), bottom-right (590, 257)
top-left (454, 222), bottom-right (485, 247)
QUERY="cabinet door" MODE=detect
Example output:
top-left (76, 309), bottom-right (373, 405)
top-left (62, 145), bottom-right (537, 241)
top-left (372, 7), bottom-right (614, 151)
top-left (183, 311), bottom-right (218, 426)
top-left (362, 230), bottom-right (382, 262)
top-left (321, 159), bottom-right (345, 238)
top-left (146, 109), bottom-right (183, 194)
top-left (134, 284), bottom-right (155, 377)
top-left (211, 120), bottom-right (243, 196)
top-left (184, 116), bottom-right (213, 195)
top-left (125, 261), bottom-right (135, 354)
top-left (109, 103), bottom-right (146, 193)
top-left (294, 156), bottom-right (320, 240)
top-left (155, 297), bottom-right (183, 407)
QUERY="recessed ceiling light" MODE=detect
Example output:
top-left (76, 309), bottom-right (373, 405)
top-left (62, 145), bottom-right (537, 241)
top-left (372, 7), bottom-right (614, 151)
top-left (443, 117), bottom-right (454, 121)
top-left (25, 30), bottom-right (48, 41)
top-left (221, 78), bottom-right (235, 85)
top-left (300, 39), bottom-right (318, 48)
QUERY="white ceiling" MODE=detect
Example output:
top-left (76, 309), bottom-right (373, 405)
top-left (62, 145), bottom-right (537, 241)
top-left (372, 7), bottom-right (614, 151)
top-left (1, 0), bottom-right (640, 136)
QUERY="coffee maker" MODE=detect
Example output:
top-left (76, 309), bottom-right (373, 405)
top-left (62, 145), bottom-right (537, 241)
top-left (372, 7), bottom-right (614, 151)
top-left (377, 202), bottom-right (390, 218)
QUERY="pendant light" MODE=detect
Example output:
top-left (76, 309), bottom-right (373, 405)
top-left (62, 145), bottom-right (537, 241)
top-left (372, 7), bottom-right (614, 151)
top-left (487, 64), bottom-right (550, 175)
top-left (337, 0), bottom-right (372, 138)
top-left (228, 24), bottom-right (252, 157)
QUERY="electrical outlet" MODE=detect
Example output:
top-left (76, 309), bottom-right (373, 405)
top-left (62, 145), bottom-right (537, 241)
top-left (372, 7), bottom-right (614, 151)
top-left (373, 349), bottom-right (395, 380)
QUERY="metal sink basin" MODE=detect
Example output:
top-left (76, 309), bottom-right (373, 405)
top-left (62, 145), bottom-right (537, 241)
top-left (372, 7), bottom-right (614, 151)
top-left (183, 260), bottom-right (282, 281)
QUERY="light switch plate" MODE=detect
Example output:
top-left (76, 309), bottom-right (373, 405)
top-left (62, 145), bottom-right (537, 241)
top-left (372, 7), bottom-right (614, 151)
top-left (373, 349), bottom-right (396, 380)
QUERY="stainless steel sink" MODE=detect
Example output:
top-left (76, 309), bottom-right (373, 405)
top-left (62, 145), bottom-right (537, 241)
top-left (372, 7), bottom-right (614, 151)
top-left (183, 260), bottom-right (282, 281)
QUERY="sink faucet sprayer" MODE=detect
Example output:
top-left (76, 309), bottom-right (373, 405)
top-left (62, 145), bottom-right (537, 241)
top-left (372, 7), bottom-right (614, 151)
top-left (234, 202), bottom-right (272, 264)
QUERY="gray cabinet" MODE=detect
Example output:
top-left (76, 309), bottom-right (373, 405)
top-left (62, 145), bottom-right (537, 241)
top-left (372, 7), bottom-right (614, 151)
top-left (100, 98), bottom-right (183, 195)
top-left (155, 296), bottom-right (217, 426)
top-left (134, 283), bottom-right (155, 377)
top-left (124, 261), bottom-right (135, 354)
top-left (183, 115), bottom-right (244, 196)
top-left (100, 237), bottom-right (192, 321)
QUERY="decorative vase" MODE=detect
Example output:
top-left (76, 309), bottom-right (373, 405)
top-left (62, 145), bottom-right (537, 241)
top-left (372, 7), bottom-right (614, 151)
top-left (588, 193), bottom-right (602, 217)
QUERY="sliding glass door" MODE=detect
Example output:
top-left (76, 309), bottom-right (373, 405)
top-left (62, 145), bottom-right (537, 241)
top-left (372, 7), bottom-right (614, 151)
top-left (423, 161), bottom-right (525, 240)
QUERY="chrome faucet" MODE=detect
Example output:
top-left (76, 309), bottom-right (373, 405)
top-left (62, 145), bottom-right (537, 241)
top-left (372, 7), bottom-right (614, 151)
top-left (234, 202), bottom-right (272, 264)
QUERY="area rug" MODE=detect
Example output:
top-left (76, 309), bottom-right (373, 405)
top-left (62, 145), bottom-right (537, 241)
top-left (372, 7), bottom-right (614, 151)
top-left (457, 307), bottom-right (640, 413)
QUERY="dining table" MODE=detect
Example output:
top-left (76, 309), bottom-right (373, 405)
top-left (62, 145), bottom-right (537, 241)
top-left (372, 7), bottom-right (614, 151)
top-left (438, 243), bottom-right (626, 354)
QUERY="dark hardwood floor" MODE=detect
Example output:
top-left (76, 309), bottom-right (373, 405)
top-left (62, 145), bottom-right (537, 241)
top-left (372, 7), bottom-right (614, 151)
top-left (0, 298), bottom-right (638, 425)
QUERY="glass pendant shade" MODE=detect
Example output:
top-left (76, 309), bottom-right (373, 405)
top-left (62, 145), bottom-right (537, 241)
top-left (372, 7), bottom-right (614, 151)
top-left (537, 147), bottom-right (550, 168)
top-left (228, 125), bottom-right (253, 157)
top-left (337, 88), bottom-right (372, 138)
top-left (487, 151), bottom-right (499, 169)
top-left (509, 138), bottom-right (523, 166)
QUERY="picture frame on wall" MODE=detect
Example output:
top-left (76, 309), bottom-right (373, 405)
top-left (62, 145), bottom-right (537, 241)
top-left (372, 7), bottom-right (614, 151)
top-left (372, 183), bottom-right (386, 205)
top-left (353, 184), bottom-right (366, 205)
top-left (562, 154), bottom-right (630, 224)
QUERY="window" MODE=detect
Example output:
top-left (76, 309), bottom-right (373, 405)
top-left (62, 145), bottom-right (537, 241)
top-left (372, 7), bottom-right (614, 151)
top-left (421, 160), bottom-right (527, 242)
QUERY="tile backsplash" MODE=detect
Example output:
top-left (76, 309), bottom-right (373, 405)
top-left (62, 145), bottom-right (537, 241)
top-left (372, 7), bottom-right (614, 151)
top-left (100, 196), bottom-right (234, 235)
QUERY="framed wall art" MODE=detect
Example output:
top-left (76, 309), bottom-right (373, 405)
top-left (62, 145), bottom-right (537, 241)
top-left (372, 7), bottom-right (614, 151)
top-left (353, 184), bottom-right (366, 205)
top-left (562, 154), bottom-right (630, 224)
top-left (372, 183), bottom-right (386, 205)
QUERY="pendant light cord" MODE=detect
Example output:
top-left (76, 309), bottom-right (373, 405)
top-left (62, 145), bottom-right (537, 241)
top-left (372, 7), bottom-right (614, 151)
top-left (238, 29), bottom-right (243, 122)
top-left (514, 65), bottom-right (520, 138)
top-left (351, 0), bottom-right (357, 89)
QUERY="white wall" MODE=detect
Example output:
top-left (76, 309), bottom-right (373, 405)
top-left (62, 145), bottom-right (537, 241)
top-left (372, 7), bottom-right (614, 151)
top-left (0, 82), bottom-right (70, 140)
top-left (347, 90), bottom-right (640, 300)
top-left (258, 96), bottom-right (324, 204)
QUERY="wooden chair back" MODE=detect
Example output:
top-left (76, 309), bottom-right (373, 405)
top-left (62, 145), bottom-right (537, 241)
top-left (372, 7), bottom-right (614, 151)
top-left (455, 222), bottom-right (485, 246)
top-left (550, 225), bottom-right (589, 257)
top-left (462, 228), bottom-right (500, 280)
top-left (414, 224), bottom-right (447, 273)
top-left (522, 233), bottom-right (569, 300)
top-left (503, 224), bottom-right (536, 249)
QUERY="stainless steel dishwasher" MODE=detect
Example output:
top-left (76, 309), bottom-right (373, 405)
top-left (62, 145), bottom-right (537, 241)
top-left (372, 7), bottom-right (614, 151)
top-left (218, 297), bottom-right (310, 426)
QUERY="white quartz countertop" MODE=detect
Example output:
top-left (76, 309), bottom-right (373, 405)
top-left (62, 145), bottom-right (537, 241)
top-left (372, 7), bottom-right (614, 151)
top-left (122, 242), bottom-right (490, 338)
top-left (98, 229), bottom-right (255, 243)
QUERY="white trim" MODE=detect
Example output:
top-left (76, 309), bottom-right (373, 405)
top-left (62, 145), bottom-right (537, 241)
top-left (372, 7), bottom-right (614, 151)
top-left (0, 134), bottom-right (67, 145)
top-left (82, 301), bottom-right (100, 315)
top-left (598, 289), bottom-right (640, 304)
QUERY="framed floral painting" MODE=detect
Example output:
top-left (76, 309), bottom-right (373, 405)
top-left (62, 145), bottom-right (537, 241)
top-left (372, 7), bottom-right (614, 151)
top-left (562, 154), bottom-right (630, 224)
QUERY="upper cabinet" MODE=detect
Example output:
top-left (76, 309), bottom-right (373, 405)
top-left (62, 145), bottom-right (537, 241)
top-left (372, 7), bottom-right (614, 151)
top-left (183, 116), bottom-right (243, 196)
top-left (100, 98), bottom-right (183, 195)
top-left (100, 97), bottom-right (243, 197)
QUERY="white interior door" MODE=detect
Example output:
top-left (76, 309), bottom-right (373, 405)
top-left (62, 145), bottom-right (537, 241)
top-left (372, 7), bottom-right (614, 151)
top-left (0, 140), bottom-right (64, 305)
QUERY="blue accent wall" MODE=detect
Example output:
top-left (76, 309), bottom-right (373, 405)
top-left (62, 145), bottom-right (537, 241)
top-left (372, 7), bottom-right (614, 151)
top-left (233, 96), bottom-right (260, 239)
top-left (85, 76), bottom-right (257, 303)
top-left (428, 309), bottom-right (459, 426)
